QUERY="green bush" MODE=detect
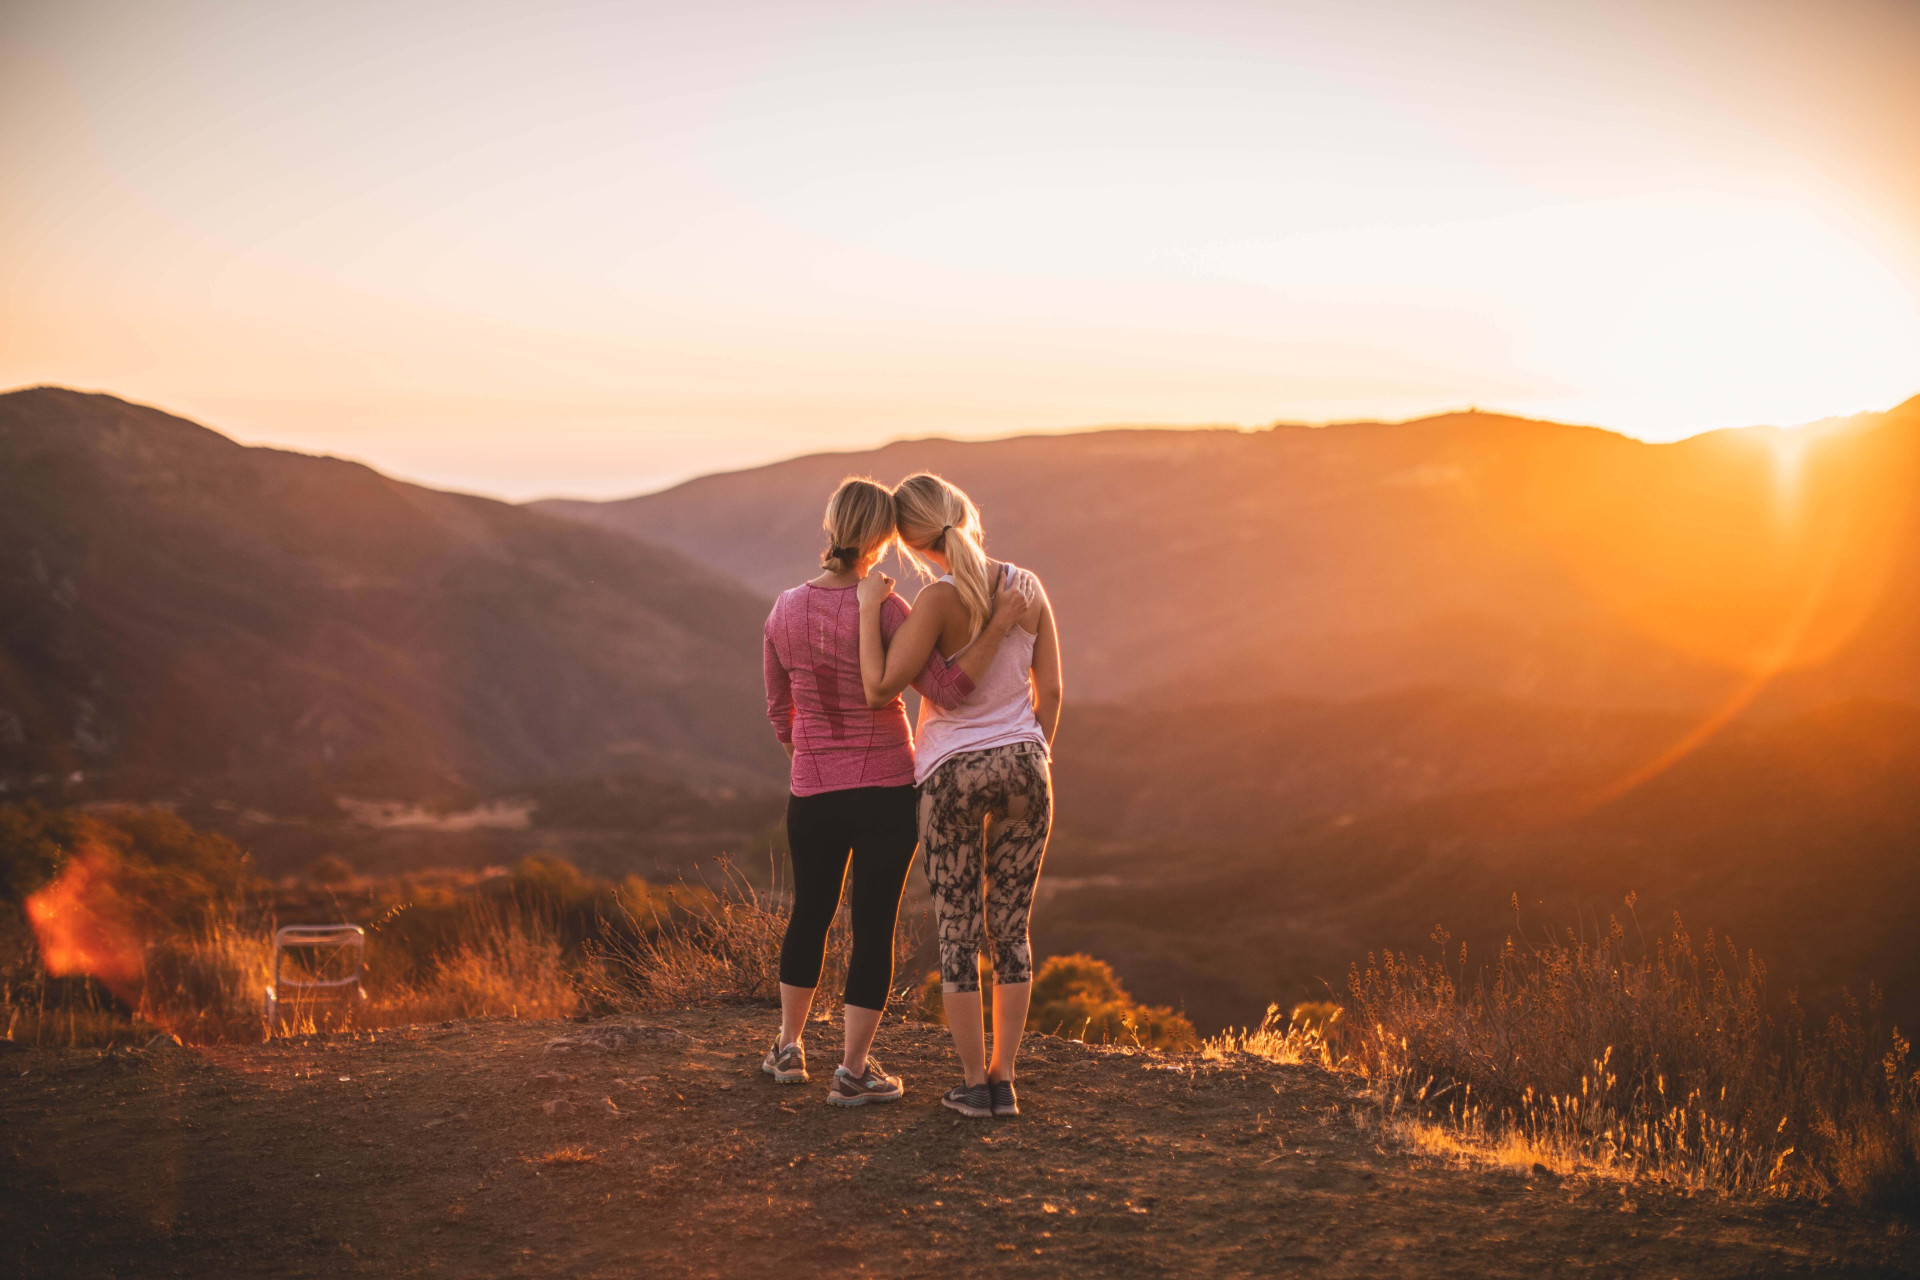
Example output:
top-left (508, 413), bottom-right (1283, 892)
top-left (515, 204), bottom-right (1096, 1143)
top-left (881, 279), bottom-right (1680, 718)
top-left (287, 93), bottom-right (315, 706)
top-left (912, 952), bottom-right (1199, 1051)
top-left (1028, 953), bottom-right (1199, 1050)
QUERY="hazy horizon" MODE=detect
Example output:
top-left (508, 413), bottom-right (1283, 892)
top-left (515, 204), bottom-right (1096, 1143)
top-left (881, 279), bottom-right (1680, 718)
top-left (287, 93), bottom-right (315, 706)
top-left (13, 381), bottom-right (1917, 506)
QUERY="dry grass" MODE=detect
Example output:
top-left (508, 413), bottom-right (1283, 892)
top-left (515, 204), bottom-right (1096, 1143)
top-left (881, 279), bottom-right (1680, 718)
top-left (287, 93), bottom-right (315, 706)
top-left (585, 861), bottom-right (797, 1010)
top-left (266, 908), bottom-right (581, 1034)
top-left (1331, 903), bottom-right (1920, 1210)
top-left (377, 908), bottom-right (579, 1024)
top-left (3, 902), bottom-right (582, 1044)
top-left (583, 858), bottom-right (925, 1015)
top-left (139, 915), bottom-right (275, 1042)
top-left (1204, 1000), bottom-right (1345, 1068)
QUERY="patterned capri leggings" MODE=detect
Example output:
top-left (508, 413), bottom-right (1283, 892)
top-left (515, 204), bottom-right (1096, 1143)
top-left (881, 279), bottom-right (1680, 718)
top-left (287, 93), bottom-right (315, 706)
top-left (919, 741), bottom-right (1053, 993)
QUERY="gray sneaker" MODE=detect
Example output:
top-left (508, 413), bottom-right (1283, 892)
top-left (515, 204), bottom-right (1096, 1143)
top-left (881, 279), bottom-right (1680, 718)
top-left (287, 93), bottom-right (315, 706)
top-left (989, 1077), bottom-right (1019, 1117)
top-left (762, 1038), bottom-right (807, 1083)
top-left (940, 1082), bottom-right (993, 1119)
top-left (826, 1058), bottom-right (904, 1106)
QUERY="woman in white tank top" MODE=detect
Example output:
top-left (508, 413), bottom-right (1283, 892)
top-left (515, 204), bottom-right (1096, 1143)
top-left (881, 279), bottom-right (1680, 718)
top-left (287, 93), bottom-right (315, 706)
top-left (854, 473), bottom-right (1063, 1120)
top-left (911, 562), bottom-right (1049, 782)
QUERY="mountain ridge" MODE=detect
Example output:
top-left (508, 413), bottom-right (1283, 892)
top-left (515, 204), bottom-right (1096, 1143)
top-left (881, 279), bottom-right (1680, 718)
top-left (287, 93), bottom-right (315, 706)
top-left (0, 388), bottom-right (786, 828)
top-left (536, 397), bottom-right (1920, 710)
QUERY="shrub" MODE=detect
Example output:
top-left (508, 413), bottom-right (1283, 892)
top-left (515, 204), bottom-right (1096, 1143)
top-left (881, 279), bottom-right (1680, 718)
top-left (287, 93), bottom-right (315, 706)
top-left (915, 953), bottom-right (1199, 1051)
top-left (1027, 954), bottom-right (1199, 1050)
top-left (2, 803), bottom-right (251, 924)
top-left (4, 803), bottom-right (262, 1045)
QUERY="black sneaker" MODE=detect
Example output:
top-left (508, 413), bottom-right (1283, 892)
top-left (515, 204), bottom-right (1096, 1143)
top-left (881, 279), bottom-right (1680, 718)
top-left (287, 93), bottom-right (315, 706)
top-left (988, 1077), bottom-right (1019, 1117)
top-left (941, 1082), bottom-right (993, 1119)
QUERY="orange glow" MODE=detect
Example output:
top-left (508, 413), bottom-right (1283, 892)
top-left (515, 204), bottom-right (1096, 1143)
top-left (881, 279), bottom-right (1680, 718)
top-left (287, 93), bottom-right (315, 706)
top-left (1512, 416), bottom-right (1915, 679)
top-left (1575, 413), bottom-right (1920, 804)
top-left (25, 846), bottom-right (150, 1003)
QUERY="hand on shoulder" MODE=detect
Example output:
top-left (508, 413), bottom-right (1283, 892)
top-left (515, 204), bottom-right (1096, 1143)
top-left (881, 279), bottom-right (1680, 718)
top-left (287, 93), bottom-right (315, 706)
top-left (856, 571), bottom-right (895, 609)
top-left (983, 566), bottom-right (1038, 633)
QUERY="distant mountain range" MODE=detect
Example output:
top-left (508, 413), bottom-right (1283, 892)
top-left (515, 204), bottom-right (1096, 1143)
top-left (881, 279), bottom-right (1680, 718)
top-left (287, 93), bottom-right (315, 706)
top-left (537, 399), bottom-right (1920, 712)
top-left (0, 388), bottom-right (787, 863)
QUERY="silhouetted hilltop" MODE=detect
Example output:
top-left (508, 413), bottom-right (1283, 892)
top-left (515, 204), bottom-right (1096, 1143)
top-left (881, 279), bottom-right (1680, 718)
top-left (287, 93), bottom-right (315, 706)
top-left (0, 389), bottom-right (784, 824)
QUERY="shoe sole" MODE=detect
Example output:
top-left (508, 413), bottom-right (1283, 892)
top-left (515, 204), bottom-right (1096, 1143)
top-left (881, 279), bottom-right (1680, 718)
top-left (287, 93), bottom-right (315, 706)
top-left (993, 1105), bottom-right (1020, 1117)
top-left (763, 1061), bottom-right (809, 1084)
top-left (940, 1095), bottom-right (993, 1119)
top-left (826, 1088), bottom-right (903, 1107)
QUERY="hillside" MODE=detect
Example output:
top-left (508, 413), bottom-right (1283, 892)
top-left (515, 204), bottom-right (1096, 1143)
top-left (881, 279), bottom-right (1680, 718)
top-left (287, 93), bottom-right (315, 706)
top-left (6, 1007), bottom-right (1913, 1278)
top-left (1040, 696), bottom-right (1920, 1030)
top-left (0, 389), bottom-right (786, 868)
top-left (537, 400), bottom-right (1920, 710)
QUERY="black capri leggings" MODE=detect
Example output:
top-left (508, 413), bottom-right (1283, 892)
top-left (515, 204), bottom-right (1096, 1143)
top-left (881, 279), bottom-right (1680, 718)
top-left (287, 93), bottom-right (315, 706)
top-left (777, 784), bottom-right (919, 1011)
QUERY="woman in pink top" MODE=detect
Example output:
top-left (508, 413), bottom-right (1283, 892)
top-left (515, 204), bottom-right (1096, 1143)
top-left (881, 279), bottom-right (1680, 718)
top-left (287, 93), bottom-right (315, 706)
top-left (760, 477), bottom-right (1030, 1105)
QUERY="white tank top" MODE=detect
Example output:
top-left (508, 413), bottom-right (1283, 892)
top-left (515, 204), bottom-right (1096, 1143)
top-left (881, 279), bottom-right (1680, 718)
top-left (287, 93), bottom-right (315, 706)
top-left (913, 565), bottom-right (1049, 783)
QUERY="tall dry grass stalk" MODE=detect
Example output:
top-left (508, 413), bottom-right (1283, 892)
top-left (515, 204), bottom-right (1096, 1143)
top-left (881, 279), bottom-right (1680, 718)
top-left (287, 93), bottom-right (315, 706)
top-left (140, 915), bottom-right (274, 1042)
top-left (1338, 905), bottom-right (1920, 1209)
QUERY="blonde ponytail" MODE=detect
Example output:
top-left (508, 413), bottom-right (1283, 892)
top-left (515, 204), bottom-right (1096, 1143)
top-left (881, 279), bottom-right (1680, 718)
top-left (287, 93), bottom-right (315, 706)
top-left (892, 473), bottom-right (994, 638)
top-left (820, 477), bottom-right (897, 575)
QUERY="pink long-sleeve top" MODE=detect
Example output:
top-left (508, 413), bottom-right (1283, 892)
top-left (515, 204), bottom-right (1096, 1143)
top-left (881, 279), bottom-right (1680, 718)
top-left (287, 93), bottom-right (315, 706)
top-left (764, 583), bottom-right (976, 796)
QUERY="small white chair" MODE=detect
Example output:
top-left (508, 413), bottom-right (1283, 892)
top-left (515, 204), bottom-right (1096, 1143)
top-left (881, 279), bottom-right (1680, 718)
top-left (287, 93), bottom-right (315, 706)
top-left (265, 924), bottom-right (368, 1029)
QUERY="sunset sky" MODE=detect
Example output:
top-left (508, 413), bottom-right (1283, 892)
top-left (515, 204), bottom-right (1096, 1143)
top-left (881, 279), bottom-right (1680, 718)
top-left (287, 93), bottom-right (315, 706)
top-left (4, 0), bottom-right (1919, 499)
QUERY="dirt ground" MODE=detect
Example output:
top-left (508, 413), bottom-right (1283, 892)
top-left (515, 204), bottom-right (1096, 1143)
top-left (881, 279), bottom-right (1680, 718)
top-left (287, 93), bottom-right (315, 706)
top-left (3, 1005), bottom-right (1915, 1279)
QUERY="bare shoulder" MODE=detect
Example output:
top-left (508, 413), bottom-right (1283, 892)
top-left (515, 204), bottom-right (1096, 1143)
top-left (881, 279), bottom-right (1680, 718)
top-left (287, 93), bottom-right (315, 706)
top-left (911, 579), bottom-right (962, 613)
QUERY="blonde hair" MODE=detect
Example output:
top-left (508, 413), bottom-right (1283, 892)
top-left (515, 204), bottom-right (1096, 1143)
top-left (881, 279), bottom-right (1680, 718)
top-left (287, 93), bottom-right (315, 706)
top-left (892, 472), bottom-right (993, 638)
top-left (820, 477), bottom-right (897, 575)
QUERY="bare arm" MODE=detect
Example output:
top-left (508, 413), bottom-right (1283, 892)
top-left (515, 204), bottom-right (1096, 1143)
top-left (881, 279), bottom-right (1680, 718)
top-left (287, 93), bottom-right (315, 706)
top-left (858, 575), bottom-right (1029, 710)
top-left (911, 638), bottom-right (976, 711)
top-left (1030, 589), bottom-right (1063, 745)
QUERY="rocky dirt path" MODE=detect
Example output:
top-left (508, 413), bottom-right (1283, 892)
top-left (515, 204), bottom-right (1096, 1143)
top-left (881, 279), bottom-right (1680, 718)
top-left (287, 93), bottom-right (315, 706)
top-left (3, 1005), bottom-right (1914, 1278)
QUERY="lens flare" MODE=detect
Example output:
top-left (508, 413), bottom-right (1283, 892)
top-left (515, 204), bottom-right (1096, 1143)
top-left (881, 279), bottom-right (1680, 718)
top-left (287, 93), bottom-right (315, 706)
top-left (25, 846), bottom-right (150, 1004)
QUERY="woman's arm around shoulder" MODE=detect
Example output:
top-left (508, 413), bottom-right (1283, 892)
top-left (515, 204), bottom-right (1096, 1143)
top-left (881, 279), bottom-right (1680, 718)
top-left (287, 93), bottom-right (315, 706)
top-left (857, 573), bottom-right (1033, 710)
